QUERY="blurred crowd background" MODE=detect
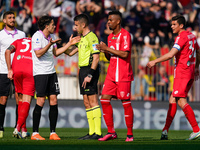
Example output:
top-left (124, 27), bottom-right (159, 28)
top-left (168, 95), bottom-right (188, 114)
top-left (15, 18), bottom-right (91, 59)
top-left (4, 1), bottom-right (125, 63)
top-left (1, 0), bottom-right (200, 102)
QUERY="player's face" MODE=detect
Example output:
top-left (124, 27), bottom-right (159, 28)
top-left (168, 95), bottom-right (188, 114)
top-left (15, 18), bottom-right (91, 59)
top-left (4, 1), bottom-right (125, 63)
top-left (171, 20), bottom-right (182, 34)
top-left (107, 15), bottom-right (120, 30)
top-left (3, 14), bottom-right (15, 29)
top-left (47, 19), bottom-right (56, 34)
top-left (74, 21), bottom-right (83, 34)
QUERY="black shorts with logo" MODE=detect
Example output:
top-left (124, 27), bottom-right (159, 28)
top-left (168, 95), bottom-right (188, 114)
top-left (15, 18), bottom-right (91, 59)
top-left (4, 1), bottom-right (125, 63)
top-left (0, 74), bottom-right (11, 96)
top-left (79, 65), bottom-right (99, 95)
top-left (34, 72), bottom-right (60, 97)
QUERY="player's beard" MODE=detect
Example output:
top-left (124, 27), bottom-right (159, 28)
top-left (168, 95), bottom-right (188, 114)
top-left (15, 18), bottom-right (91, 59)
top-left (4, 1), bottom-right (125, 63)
top-left (6, 23), bottom-right (15, 29)
top-left (109, 26), bottom-right (114, 30)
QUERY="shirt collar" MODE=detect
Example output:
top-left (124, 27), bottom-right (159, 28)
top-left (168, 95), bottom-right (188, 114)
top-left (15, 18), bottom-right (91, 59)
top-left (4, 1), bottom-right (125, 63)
top-left (4, 27), bottom-right (18, 38)
top-left (39, 30), bottom-right (51, 41)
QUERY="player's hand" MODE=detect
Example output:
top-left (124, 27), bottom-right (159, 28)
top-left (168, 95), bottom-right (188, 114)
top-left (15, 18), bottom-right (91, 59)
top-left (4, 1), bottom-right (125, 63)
top-left (82, 76), bottom-right (92, 89)
top-left (195, 67), bottom-right (200, 81)
top-left (50, 38), bottom-right (61, 44)
top-left (7, 69), bottom-right (13, 80)
top-left (69, 34), bottom-right (81, 45)
top-left (96, 41), bottom-right (108, 52)
top-left (147, 60), bottom-right (156, 68)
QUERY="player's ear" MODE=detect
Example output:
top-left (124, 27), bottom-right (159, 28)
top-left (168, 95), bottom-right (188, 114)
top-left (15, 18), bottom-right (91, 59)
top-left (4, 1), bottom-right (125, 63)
top-left (117, 19), bottom-right (121, 25)
top-left (82, 22), bottom-right (86, 28)
top-left (3, 18), bottom-right (6, 24)
top-left (180, 24), bottom-right (184, 29)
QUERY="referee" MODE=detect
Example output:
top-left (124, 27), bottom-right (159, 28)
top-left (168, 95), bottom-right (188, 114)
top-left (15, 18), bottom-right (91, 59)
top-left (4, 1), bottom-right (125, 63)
top-left (64, 14), bottom-right (102, 140)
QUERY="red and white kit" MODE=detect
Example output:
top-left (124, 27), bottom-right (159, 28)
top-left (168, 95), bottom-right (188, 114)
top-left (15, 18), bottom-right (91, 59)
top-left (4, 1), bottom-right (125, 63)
top-left (12, 38), bottom-right (35, 96)
top-left (102, 28), bottom-right (133, 99)
top-left (172, 31), bottom-right (199, 97)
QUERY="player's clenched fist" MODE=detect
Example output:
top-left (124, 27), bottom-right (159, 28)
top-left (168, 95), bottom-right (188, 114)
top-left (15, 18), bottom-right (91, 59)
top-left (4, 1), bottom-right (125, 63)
top-left (147, 60), bottom-right (156, 68)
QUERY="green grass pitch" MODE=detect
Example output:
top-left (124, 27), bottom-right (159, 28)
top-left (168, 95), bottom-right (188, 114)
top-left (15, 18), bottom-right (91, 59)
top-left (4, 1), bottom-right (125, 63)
top-left (0, 128), bottom-right (200, 150)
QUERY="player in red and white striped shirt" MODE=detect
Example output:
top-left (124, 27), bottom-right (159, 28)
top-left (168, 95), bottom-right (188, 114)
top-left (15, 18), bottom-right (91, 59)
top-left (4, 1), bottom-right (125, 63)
top-left (96, 11), bottom-right (134, 142)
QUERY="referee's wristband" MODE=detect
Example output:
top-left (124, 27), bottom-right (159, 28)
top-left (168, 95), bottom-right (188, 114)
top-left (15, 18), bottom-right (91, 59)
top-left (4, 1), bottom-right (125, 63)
top-left (89, 68), bottom-right (95, 76)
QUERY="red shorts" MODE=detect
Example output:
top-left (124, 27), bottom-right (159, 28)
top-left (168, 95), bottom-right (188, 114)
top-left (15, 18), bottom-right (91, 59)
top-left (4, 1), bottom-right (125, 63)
top-left (102, 79), bottom-right (131, 100)
top-left (13, 71), bottom-right (35, 96)
top-left (172, 78), bottom-right (193, 98)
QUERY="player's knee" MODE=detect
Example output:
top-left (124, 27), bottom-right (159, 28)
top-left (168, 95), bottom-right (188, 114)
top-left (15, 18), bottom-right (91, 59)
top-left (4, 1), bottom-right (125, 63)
top-left (84, 100), bottom-right (91, 109)
top-left (0, 96), bottom-right (8, 105)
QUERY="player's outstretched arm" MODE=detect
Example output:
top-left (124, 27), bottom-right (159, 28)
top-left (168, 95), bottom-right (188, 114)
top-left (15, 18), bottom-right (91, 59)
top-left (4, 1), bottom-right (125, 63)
top-left (34, 38), bottom-right (61, 58)
top-left (147, 47), bottom-right (178, 68)
top-left (53, 35), bottom-right (80, 57)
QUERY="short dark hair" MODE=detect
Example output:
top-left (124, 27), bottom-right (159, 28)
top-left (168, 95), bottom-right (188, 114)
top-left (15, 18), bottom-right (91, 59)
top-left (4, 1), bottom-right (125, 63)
top-left (108, 10), bottom-right (122, 23)
top-left (74, 14), bottom-right (89, 27)
top-left (38, 15), bottom-right (53, 31)
top-left (3, 11), bottom-right (15, 19)
top-left (172, 15), bottom-right (186, 28)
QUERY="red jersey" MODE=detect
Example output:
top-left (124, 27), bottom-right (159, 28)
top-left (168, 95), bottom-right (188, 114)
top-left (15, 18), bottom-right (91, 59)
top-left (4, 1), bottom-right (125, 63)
top-left (173, 31), bottom-right (199, 79)
top-left (106, 28), bottom-right (133, 82)
top-left (12, 38), bottom-right (33, 74)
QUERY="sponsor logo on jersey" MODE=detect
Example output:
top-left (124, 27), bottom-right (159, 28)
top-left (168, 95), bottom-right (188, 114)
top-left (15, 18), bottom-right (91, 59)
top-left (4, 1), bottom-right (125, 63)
top-left (111, 36), bottom-right (117, 39)
top-left (120, 91), bottom-right (125, 98)
top-left (127, 93), bottom-right (130, 97)
top-left (17, 55), bottom-right (21, 60)
top-left (22, 55), bottom-right (32, 60)
top-left (174, 90), bottom-right (178, 94)
top-left (92, 43), bottom-right (98, 51)
top-left (36, 38), bottom-right (40, 43)
top-left (124, 45), bottom-right (128, 49)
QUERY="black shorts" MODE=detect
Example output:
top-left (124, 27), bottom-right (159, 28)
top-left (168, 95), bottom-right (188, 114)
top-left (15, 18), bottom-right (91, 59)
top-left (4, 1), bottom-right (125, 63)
top-left (34, 72), bottom-right (60, 97)
top-left (0, 74), bottom-right (11, 96)
top-left (79, 65), bottom-right (99, 95)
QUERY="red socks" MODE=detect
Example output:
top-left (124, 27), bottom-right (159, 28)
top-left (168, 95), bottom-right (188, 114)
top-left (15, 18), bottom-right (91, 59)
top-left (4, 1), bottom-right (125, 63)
top-left (100, 99), bottom-right (115, 133)
top-left (163, 103), bottom-right (177, 132)
top-left (183, 104), bottom-right (200, 133)
top-left (101, 99), bottom-right (134, 135)
top-left (16, 102), bottom-right (30, 132)
top-left (122, 101), bottom-right (133, 135)
top-left (163, 103), bottom-right (200, 133)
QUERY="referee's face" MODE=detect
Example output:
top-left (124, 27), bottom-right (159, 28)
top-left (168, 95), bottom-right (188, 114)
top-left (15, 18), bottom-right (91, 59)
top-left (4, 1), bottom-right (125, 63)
top-left (74, 21), bottom-right (83, 34)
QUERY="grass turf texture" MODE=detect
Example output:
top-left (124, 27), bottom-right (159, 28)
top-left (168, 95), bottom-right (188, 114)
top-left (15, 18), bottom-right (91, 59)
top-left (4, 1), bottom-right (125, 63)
top-left (0, 128), bottom-right (200, 150)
